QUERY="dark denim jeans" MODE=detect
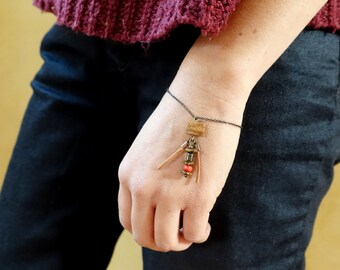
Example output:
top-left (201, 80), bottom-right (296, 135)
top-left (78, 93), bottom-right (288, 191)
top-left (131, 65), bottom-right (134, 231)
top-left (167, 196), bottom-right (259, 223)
top-left (0, 24), bottom-right (339, 270)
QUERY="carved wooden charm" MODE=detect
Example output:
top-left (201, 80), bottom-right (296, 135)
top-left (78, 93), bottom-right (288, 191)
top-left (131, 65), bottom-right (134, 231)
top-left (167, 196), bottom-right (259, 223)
top-left (185, 120), bottom-right (206, 137)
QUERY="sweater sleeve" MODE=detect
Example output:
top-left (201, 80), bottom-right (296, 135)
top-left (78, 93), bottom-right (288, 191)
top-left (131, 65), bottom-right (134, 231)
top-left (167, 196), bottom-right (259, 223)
top-left (33, 0), bottom-right (241, 43)
top-left (34, 0), bottom-right (56, 13)
top-left (33, 0), bottom-right (338, 43)
top-left (307, 0), bottom-right (339, 33)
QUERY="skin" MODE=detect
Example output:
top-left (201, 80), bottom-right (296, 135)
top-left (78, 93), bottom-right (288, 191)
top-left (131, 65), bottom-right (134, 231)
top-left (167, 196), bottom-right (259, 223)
top-left (118, 0), bottom-right (328, 252)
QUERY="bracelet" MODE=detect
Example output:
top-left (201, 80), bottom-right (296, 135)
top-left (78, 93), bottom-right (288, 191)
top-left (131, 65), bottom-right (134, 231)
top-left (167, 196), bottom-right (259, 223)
top-left (157, 88), bottom-right (242, 183)
top-left (166, 88), bottom-right (242, 129)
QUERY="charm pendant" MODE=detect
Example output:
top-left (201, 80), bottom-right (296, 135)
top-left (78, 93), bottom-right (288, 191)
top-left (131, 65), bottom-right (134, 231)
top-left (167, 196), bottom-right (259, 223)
top-left (181, 137), bottom-right (200, 178)
top-left (157, 119), bottom-right (205, 183)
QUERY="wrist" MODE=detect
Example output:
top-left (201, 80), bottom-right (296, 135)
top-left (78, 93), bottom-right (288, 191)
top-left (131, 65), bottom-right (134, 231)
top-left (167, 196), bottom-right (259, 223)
top-left (173, 45), bottom-right (256, 105)
top-left (168, 71), bottom-right (248, 128)
top-left (170, 56), bottom-right (255, 120)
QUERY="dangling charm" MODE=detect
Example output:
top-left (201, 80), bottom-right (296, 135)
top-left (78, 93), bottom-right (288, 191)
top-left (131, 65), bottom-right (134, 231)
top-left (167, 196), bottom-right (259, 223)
top-left (157, 119), bottom-right (205, 183)
top-left (181, 137), bottom-right (200, 179)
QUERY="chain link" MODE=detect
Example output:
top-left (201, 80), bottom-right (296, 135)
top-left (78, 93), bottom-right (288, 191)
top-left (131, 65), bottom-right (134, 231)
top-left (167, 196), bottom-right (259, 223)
top-left (166, 88), bottom-right (242, 129)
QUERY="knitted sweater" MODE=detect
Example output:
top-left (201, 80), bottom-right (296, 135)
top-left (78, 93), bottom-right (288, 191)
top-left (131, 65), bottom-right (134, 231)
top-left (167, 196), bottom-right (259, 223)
top-left (33, 0), bottom-right (339, 43)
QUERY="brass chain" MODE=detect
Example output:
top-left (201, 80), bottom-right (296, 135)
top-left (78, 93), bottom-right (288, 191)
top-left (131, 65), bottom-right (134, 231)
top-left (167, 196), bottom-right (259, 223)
top-left (166, 88), bottom-right (242, 129)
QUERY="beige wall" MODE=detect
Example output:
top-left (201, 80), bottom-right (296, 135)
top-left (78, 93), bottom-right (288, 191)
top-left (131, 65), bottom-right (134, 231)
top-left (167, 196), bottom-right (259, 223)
top-left (0, 1), bottom-right (339, 269)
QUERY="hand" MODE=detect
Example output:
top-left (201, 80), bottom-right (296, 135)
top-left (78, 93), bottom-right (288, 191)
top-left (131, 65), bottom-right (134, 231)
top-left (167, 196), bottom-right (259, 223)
top-left (118, 58), bottom-right (249, 251)
top-left (119, 0), bottom-right (327, 253)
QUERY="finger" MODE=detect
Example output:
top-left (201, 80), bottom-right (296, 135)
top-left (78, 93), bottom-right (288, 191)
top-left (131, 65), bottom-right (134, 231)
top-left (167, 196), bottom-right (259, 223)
top-left (131, 196), bottom-right (157, 250)
top-left (118, 186), bottom-right (132, 233)
top-left (182, 209), bottom-right (211, 243)
top-left (154, 201), bottom-right (192, 252)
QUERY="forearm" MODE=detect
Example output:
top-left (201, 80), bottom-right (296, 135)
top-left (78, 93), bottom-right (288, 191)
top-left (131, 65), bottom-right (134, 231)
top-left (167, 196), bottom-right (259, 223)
top-left (175, 0), bottom-right (328, 101)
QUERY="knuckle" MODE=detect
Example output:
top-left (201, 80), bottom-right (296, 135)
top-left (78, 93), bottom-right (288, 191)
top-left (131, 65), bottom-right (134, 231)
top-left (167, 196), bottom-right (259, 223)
top-left (197, 195), bottom-right (216, 211)
top-left (183, 231), bottom-right (204, 243)
top-left (118, 215), bottom-right (131, 231)
top-left (187, 191), bottom-right (216, 211)
top-left (194, 235), bottom-right (209, 244)
top-left (133, 235), bottom-right (153, 248)
top-left (132, 187), bottom-right (148, 200)
top-left (118, 162), bottom-right (129, 185)
top-left (176, 245), bottom-right (191, 252)
top-left (155, 240), bottom-right (177, 252)
top-left (200, 201), bottom-right (213, 212)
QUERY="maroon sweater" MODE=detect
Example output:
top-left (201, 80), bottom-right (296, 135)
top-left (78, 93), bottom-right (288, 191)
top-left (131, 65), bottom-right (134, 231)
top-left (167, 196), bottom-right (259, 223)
top-left (33, 0), bottom-right (339, 43)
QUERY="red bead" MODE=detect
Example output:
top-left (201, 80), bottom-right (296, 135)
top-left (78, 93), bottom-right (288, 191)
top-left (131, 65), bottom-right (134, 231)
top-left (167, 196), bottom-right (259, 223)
top-left (183, 165), bottom-right (193, 172)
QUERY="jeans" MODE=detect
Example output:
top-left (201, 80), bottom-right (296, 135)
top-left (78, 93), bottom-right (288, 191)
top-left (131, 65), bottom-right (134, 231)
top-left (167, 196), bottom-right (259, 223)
top-left (0, 24), bottom-right (339, 270)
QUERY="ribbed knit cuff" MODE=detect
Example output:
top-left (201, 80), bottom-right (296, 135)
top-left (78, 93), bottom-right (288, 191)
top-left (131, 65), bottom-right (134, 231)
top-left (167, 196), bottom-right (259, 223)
top-left (34, 0), bottom-right (339, 43)
top-left (307, 0), bottom-right (339, 33)
top-left (33, 0), bottom-right (240, 43)
top-left (33, 0), bottom-right (56, 14)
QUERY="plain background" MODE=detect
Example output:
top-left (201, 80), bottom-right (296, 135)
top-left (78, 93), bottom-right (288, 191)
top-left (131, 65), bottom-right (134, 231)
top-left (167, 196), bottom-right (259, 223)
top-left (0, 1), bottom-right (339, 269)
